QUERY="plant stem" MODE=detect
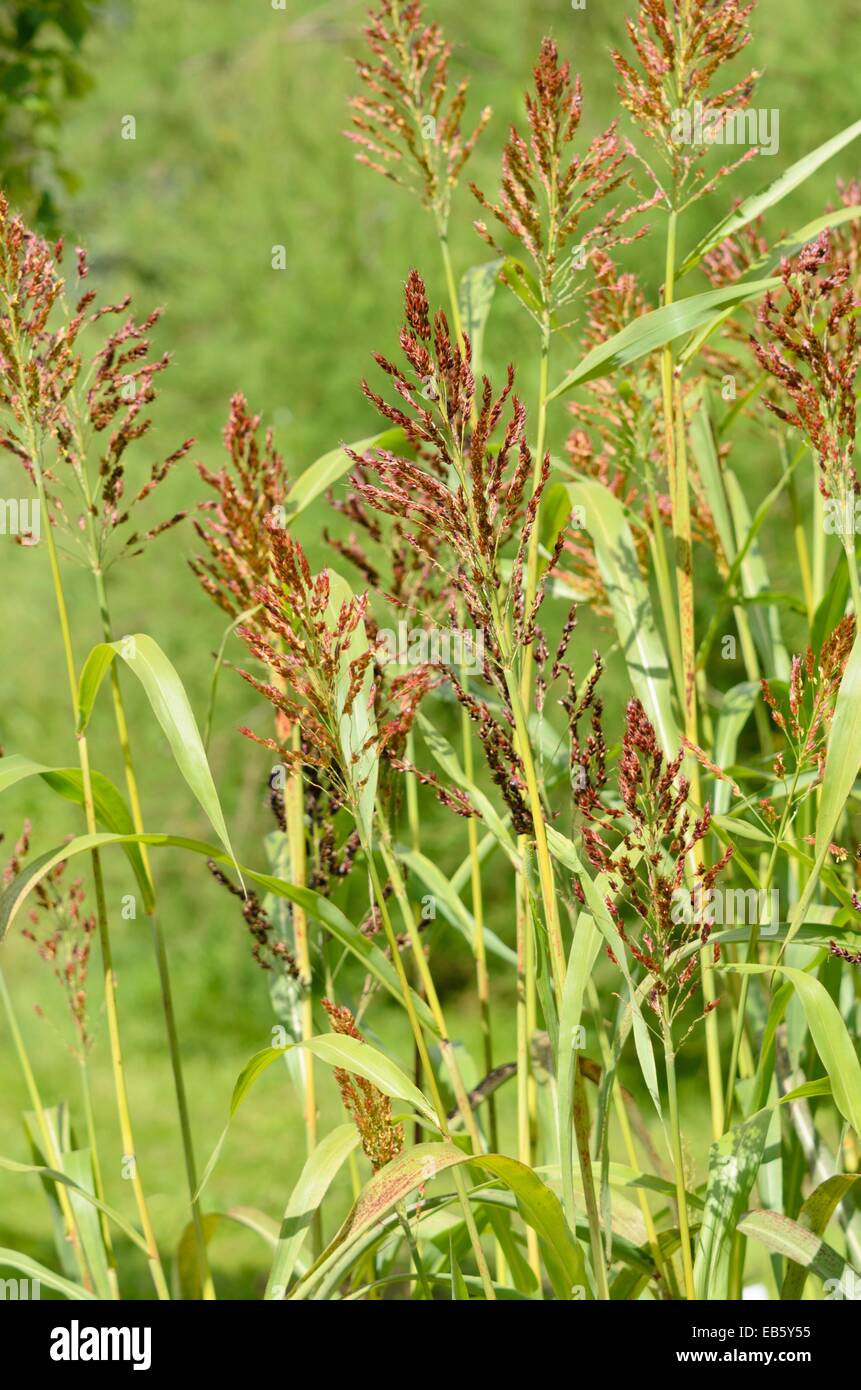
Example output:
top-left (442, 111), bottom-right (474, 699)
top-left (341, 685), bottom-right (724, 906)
top-left (786, 462), bottom-right (814, 623)
top-left (79, 1054), bottom-right (120, 1298)
top-left (0, 966), bottom-right (90, 1286)
top-left (587, 977), bottom-right (669, 1294)
top-left (514, 875), bottom-right (541, 1284)
top-left (503, 668), bottom-right (567, 998)
top-left (723, 758), bottom-right (804, 1125)
top-left (396, 1202), bottom-right (433, 1300)
top-left (673, 375), bottom-right (698, 744)
top-left (34, 473), bottom-right (168, 1300)
top-left (437, 229), bottom-right (464, 347)
top-left (662, 205), bottom-right (724, 1139)
top-left (662, 1009), bottom-right (695, 1300)
top-left (91, 564), bottom-right (215, 1298)
top-left (572, 1057), bottom-right (610, 1300)
top-left (364, 851), bottom-right (496, 1299)
top-left (376, 831), bottom-right (485, 1155)
top-left (845, 536), bottom-right (861, 618)
top-left (460, 699), bottom-right (497, 1148)
top-left (404, 729), bottom-right (427, 1146)
top-left (285, 723), bottom-right (321, 1257)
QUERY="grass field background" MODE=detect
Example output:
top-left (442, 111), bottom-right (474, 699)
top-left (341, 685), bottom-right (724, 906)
top-left (1, 0), bottom-right (860, 1295)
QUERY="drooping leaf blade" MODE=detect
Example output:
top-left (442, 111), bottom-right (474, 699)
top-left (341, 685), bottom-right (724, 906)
top-left (77, 634), bottom-right (238, 874)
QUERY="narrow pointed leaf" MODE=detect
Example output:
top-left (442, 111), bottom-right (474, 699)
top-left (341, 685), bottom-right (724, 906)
top-left (284, 428), bottom-right (415, 521)
top-left (265, 1125), bottom-right (360, 1298)
top-left (76, 634), bottom-right (238, 873)
top-left (678, 118), bottom-right (861, 277)
top-left (0, 830), bottom-right (437, 1034)
top-left (547, 280), bottom-right (777, 399)
top-left (0, 1248), bottom-right (96, 1301)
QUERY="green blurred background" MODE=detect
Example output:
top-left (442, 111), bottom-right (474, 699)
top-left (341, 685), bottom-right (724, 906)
top-left (1, 0), bottom-right (860, 1296)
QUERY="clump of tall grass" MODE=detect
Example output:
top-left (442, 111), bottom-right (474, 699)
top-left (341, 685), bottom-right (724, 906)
top-left (2, 0), bottom-right (861, 1304)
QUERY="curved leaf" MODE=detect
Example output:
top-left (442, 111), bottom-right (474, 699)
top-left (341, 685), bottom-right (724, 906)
top-left (416, 712), bottom-right (520, 869)
top-left (711, 683), bottom-right (759, 816)
top-left (781, 1175), bottom-right (861, 1300)
top-left (284, 428), bottom-right (415, 522)
top-left (325, 570), bottom-right (377, 841)
top-left (738, 1209), bottom-right (858, 1292)
top-left (459, 259), bottom-right (503, 379)
top-left (397, 844), bottom-right (516, 966)
top-left (0, 830), bottom-right (437, 1034)
top-left (173, 1206), bottom-right (278, 1299)
top-left (0, 1247), bottom-right (96, 1301)
top-left (557, 917), bottom-right (601, 1234)
top-left (0, 754), bottom-right (152, 911)
top-left (0, 1152), bottom-right (148, 1254)
top-left (546, 827), bottom-right (662, 1120)
top-left (265, 1124), bottom-right (360, 1299)
top-left (292, 1142), bottom-right (591, 1301)
top-left (196, 1035), bottom-right (438, 1198)
top-left (786, 626), bottom-right (861, 951)
top-left (558, 480), bottom-right (677, 759)
top-left (77, 634), bottom-right (238, 874)
top-left (547, 279), bottom-right (777, 399)
top-left (725, 963), bottom-right (861, 1134)
top-left (678, 118), bottom-right (861, 277)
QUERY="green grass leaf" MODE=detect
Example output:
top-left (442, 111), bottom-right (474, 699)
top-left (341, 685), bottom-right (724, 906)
top-left (0, 830), bottom-right (438, 1035)
top-left (678, 118), bottom-right (861, 277)
top-left (265, 1124), bottom-right (360, 1299)
top-left (781, 1174), bottom-right (861, 1300)
top-left (197, 1035), bottom-right (438, 1198)
top-left (0, 1152), bottom-right (149, 1255)
top-left (738, 1209), bottom-right (859, 1293)
top-left (173, 1207), bottom-right (278, 1300)
top-left (558, 480), bottom-right (678, 759)
top-left (725, 963), bottom-right (861, 1134)
top-left (0, 1247), bottom-right (96, 1301)
top-left (557, 916), bottom-right (601, 1235)
top-left (0, 754), bottom-right (153, 912)
top-left (786, 625), bottom-right (861, 950)
top-left (397, 844), bottom-right (516, 966)
top-left (61, 1149), bottom-right (115, 1300)
top-left (547, 827), bottom-right (662, 1119)
top-left (325, 570), bottom-right (378, 841)
top-left (694, 1107), bottom-right (773, 1300)
top-left (416, 712), bottom-right (521, 869)
top-left (284, 428), bottom-right (415, 522)
top-left (459, 259), bottom-right (503, 380)
top-left (546, 280), bottom-right (777, 399)
top-left (293, 1143), bottom-right (591, 1302)
top-left (76, 634), bottom-right (239, 874)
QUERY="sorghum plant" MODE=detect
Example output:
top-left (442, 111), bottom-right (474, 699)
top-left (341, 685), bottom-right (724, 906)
top-left (3, 0), bottom-right (861, 1314)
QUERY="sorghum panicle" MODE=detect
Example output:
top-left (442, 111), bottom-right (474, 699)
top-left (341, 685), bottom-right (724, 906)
top-left (346, 0), bottom-right (490, 230)
top-left (322, 997), bottom-right (404, 1170)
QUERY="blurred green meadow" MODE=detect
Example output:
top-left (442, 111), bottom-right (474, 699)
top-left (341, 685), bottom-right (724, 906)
top-left (1, 0), bottom-right (860, 1295)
